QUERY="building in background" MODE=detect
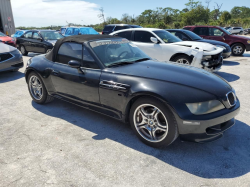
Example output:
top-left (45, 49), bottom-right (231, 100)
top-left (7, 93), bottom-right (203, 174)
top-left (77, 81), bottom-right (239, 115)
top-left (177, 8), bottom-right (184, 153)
top-left (0, 0), bottom-right (15, 36)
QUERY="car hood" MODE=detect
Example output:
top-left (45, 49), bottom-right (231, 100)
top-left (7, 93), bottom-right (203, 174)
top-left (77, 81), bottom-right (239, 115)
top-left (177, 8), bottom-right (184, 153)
top-left (0, 42), bottom-right (16, 53)
top-left (171, 41), bottom-right (219, 52)
top-left (106, 60), bottom-right (232, 97)
top-left (228, 34), bottom-right (250, 40)
top-left (197, 39), bottom-right (229, 47)
top-left (0, 36), bottom-right (12, 42)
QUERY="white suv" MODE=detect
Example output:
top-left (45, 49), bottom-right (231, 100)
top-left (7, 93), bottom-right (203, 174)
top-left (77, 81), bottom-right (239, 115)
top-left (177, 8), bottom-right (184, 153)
top-left (110, 28), bottom-right (223, 71)
top-left (228, 27), bottom-right (244, 35)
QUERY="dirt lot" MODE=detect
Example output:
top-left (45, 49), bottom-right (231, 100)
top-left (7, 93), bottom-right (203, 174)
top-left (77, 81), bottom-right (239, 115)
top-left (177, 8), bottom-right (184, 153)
top-left (0, 52), bottom-right (250, 187)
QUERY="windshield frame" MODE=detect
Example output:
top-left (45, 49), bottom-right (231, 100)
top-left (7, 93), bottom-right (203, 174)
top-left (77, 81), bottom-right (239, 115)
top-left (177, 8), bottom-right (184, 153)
top-left (39, 31), bottom-right (64, 40)
top-left (219, 27), bottom-right (232, 35)
top-left (88, 38), bottom-right (151, 68)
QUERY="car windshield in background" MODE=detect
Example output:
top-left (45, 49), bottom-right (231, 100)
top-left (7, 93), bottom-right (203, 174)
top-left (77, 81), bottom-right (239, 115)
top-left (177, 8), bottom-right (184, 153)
top-left (103, 26), bottom-right (114, 32)
top-left (220, 27), bottom-right (232, 35)
top-left (0, 32), bottom-right (6, 37)
top-left (80, 28), bottom-right (99, 35)
top-left (153, 30), bottom-right (181, 43)
top-left (90, 39), bottom-right (150, 67)
top-left (40, 31), bottom-right (64, 40)
top-left (184, 30), bottom-right (202, 40)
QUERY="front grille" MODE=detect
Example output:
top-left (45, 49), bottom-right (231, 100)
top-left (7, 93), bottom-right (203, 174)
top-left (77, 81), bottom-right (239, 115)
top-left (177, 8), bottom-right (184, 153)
top-left (0, 53), bottom-right (13, 62)
top-left (211, 53), bottom-right (222, 61)
top-left (227, 92), bottom-right (236, 107)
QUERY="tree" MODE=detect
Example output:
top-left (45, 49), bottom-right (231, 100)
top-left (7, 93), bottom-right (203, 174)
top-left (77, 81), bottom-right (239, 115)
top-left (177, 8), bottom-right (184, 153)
top-left (97, 7), bottom-right (106, 24)
top-left (185, 0), bottom-right (200, 10)
top-left (220, 11), bottom-right (231, 24)
top-left (121, 13), bottom-right (131, 24)
top-left (210, 2), bottom-right (223, 21)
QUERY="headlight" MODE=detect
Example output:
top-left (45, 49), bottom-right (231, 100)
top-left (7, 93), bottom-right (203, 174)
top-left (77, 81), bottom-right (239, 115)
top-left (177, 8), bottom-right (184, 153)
top-left (27, 59), bottom-right (31, 67)
top-left (247, 40), bottom-right (250, 44)
top-left (186, 100), bottom-right (225, 115)
top-left (216, 45), bottom-right (226, 50)
top-left (202, 55), bottom-right (212, 60)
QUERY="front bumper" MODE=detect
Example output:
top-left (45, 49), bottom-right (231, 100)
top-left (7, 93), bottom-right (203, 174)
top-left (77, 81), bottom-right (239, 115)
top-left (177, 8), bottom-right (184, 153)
top-left (222, 51), bottom-right (231, 59)
top-left (245, 44), bottom-right (250, 51)
top-left (174, 100), bottom-right (240, 143)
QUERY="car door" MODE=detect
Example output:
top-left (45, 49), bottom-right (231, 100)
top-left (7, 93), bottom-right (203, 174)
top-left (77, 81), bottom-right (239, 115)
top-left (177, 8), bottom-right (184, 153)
top-left (207, 28), bottom-right (225, 42)
top-left (50, 42), bottom-right (101, 105)
top-left (132, 30), bottom-right (164, 61)
top-left (192, 27), bottom-right (208, 39)
top-left (19, 31), bottom-right (33, 51)
top-left (32, 32), bottom-right (47, 53)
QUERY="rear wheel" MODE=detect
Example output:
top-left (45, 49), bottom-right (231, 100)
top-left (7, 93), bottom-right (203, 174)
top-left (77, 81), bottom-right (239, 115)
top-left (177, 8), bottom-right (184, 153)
top-left (172, 55), bottom-right (192, 65)
top-left (129, 97), bottom-right (178, 148)
top-left (20, 45), bottom-right (28, 56)
top-left (231, 43), bottom-right (245, 56)
top-left (27, 72), bottom-right (54, 104)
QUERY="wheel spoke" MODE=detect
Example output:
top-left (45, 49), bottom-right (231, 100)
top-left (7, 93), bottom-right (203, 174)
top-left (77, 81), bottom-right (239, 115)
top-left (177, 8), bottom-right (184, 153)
top-left (140, 107), bottom-right (149, 118)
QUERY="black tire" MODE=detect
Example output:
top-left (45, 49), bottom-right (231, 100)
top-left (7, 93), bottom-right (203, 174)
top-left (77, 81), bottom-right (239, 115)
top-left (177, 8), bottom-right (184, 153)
top-left (27, 72), bottom-right (54, 104)
top-left (20, 45), bottom-right (28, 56)
top-left (129, 97), bottom-right (178, 148)
top-left (231, 43), bottom-right (245, 56)
top-left (172, 55), bottom-right (192, 65)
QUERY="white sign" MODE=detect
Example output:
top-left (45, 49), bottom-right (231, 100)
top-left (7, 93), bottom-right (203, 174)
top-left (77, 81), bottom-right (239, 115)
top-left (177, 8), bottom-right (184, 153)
top-left (7, 17), bottom-right (11, 22)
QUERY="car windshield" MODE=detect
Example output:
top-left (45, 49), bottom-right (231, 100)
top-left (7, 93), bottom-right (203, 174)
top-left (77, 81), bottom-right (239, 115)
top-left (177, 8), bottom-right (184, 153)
top-left (40, 31), bottom-right (64, 40)
top-left (90, 38), bottom-right (150, 67)
top-left (0, 32), bottom-right (6, 37)
top-left (153, 30), bottom-right (181, 43)
top-left (220, 27), bottom-right (232, 35)
top-left (184, 30), bottom-right (202, 40)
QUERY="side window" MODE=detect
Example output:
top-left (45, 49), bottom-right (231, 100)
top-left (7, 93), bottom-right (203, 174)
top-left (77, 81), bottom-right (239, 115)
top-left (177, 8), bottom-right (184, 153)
top-left (115, 31), bottom-right (132, 40)
top-left (33, 32), bottom-right (40, 39)
top-left (173, 32), bottom-right (189, 40)
top-left (134, 31), bottom-right (155, 43)
top-left (193, 27), bottom-right (208, 36)
top-left (23, 31), bottom-right (32, 39)
top-left (114, 26), bottom-right (129, 31)
top-left (65, 28), bottom-right (74, 35)
top-left (208, 28), bottom-right (223, 36)
top-left (82, 46), bottom-right (99, 69)
top-left (56, 42), bottom-right (82, 64)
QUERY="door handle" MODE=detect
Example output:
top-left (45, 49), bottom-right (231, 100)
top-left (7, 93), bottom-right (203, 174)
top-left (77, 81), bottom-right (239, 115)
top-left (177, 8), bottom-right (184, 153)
top-left (52, 70), bottom-right (59, 76)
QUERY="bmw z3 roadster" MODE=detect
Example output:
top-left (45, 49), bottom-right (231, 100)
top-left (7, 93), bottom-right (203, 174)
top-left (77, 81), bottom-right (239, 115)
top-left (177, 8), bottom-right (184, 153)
top-left (25, 35), bottom-right (240, 147)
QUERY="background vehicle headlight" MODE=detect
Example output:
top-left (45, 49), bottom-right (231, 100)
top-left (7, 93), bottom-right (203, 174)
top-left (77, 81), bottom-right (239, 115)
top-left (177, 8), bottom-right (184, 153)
top-left (216, 45), bottom-right (226, 50)
top-left (247, 40), bottom-right (250, 44)
top-left (186, 100), bottom-right (225, 115)
top-left (27, 59), bottom-right (31, 67)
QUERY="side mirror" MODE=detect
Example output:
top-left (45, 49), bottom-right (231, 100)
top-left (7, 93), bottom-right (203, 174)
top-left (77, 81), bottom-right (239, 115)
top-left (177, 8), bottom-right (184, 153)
top-left (68, 60), bottom-right (80, 68)
top-left (37, 37), bottom-right (43, 41)
top-left (150, 37), bottom-right (159, 44)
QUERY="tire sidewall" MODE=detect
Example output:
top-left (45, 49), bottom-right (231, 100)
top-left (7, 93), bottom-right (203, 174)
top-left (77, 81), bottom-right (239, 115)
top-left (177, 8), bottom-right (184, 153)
top-left (20, 45), bottom-right (27, 56)
top-left (129, 97), bottom-right (178, 148)
top-left (173, 55), bottom-right (192, 65)
top-left (27, 72), bottom-right (48, 104)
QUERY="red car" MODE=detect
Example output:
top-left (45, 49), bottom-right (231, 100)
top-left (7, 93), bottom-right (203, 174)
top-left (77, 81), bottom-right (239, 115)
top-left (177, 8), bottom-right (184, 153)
top-left (0, 32), bottom-right (16, 47)
top-left (183, 26), bottom-right (250, 56)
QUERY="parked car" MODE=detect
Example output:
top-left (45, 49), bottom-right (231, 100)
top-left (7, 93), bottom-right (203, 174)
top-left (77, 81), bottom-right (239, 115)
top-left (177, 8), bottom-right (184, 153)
top-left (0, 42), bottom-right (23, 72)
top-left (227, 27), bottom-right (244, 35)
top-left (64, 27), bottom-right (99, 36)
top-left (224, 27), bottom-right (232, 30)
top-left (25, 35), bottom-right (240, 147)
top-left (110, 28), bottom-right (223, 71)
top-left (60, 26), bottom-right (67, 35)
top-left (183, 26), bottom-right (250, 56)
top-left (16, 30), bottom-right (64, 56)
top-left (167, 29), bottom-right (231, 59)
top-left (0, 32), bottom-right (16, 47)
top-left (12, 30), bottom-right (28, 38)
top-left (102, 24), bottom-right (142, 35)
top-left (244, 28), bottom-right (250, 35)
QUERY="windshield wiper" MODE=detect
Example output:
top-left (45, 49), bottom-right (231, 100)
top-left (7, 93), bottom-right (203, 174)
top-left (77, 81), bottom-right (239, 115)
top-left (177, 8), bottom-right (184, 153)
top-left (107, 61), bottom-right (135, 67)
top-left (134, 58), bottom-right (151, 62)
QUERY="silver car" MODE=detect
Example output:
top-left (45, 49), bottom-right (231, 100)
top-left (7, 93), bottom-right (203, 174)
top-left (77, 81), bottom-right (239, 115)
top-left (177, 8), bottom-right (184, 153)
top-left (0, 42), bottom-right (23, 72)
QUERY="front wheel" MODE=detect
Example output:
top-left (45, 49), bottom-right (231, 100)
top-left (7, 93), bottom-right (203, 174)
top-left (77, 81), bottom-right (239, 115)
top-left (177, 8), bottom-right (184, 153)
top-left (129, 97), bottom-right (178, 148)
top-left (231, 43), bottom-right (245, 56)
top-left (28, 72), bottom-right (54, 104)
top-left (172, 55), bottom-right (192, 65)
top-left (20, 45), bottom-right (28, 56)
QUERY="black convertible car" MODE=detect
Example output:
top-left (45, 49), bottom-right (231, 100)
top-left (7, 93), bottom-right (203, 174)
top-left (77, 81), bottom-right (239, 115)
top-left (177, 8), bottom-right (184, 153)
top-left (25, 35), bottom-right (240, 147)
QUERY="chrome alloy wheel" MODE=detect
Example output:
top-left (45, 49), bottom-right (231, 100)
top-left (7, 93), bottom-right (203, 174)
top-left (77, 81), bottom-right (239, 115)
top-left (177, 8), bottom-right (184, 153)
top-left (20, 46), bottom-right (25, 54)
top-left (29, 75), bottom-right (43, 100)
top-left (133, 104), bottom-right (169, 142)
top-left (176, 58), bottom-right (190, 65)
top-left (233, 45), bottom-right (243, 55)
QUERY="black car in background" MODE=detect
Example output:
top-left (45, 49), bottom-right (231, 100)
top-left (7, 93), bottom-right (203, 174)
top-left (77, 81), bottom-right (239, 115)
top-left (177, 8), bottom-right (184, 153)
top-left (102, 24), bottom-right (142, 35)
top-left (16, 30), bottom-right (64, 56)
top-left (25, 35), bottom-right (240, 147)
top-left (167, 29), bottom-right (231, 59)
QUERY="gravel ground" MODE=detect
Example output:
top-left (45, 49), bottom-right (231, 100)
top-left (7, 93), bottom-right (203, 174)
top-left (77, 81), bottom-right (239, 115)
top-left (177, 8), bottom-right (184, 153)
top-left (0, 52), bottom-right (250, 187)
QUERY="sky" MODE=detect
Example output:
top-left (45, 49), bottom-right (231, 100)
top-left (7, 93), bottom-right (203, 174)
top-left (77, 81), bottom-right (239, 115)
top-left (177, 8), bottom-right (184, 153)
top-left (11, 0), bottom-right (250, 27)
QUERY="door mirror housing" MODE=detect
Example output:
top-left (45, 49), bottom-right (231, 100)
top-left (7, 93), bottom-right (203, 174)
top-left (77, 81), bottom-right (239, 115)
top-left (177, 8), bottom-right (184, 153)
top-left (37, 37), bottom-right (43, 41)
top-left (68, 60), bottom-right (81, 68)
top-left (150, 37), bottom-right (159, 44)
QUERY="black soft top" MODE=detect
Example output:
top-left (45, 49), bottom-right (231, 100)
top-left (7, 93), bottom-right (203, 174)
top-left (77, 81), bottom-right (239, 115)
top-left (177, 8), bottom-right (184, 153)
top-left (46, 35), bottom-right (121, 62)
